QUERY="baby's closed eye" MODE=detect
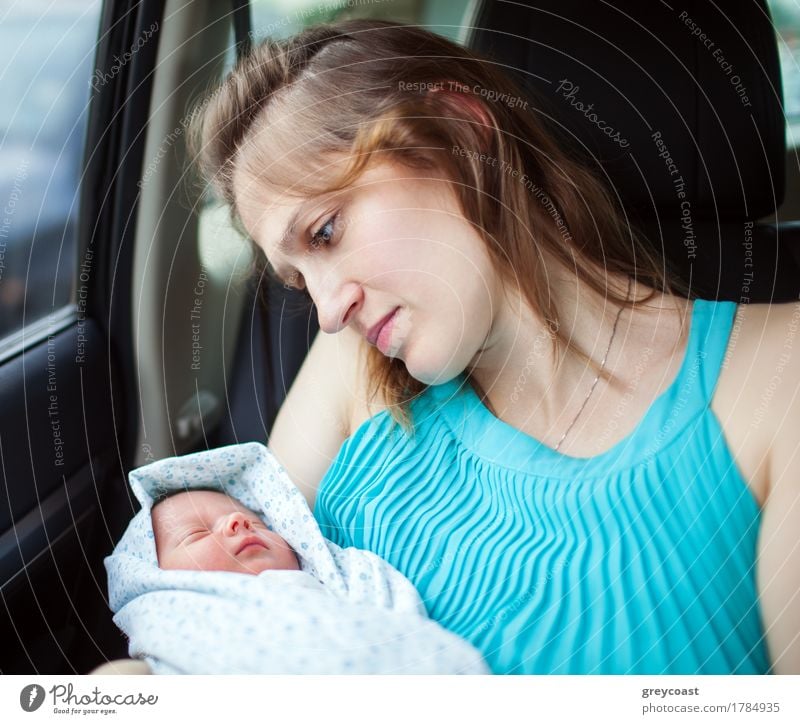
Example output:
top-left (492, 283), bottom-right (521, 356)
top-left (180, 528), bottom-right (209, 543)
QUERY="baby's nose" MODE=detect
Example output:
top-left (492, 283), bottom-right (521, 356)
top-left (223, 512), bottom-right (251, 536)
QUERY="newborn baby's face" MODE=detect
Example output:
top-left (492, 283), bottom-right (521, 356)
top-left (151, 490), bottom-right (300, 574)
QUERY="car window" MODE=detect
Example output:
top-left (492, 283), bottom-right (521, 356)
top-left (0, 0), bottom-right (102, 343)
top-left (768, 0), bottom-right (800, 144)
top-left (248, 0), bottom-right (476, 44)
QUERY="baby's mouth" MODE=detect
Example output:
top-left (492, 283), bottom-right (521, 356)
top-left (235, 536), bottom-right (268, 555)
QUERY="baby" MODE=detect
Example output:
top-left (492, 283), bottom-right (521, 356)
top-left (151, 488), bottom-right (300, 575)
top-left (106, 441), bottom-right (489, 674)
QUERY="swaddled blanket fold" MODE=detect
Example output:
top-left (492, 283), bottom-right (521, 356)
top-left (105, 442), bottom-right (488, 674)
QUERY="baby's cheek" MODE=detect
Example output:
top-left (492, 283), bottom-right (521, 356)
top-left (282, 548), bottom-right (301, 571)
top-left (150, 532), bottom-right (168, 565)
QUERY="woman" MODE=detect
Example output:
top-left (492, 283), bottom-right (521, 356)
top-left (189, 20), bottom-right (799, 674)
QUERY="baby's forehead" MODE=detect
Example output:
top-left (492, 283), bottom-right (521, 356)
top-left (153, 490), bottom-right (248, 523)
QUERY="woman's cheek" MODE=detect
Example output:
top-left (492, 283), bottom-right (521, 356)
top-left (402, 316), bottom-right (471, 385)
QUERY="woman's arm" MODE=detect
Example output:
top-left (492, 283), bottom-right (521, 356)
top-left (267, 326), bottom-right (365, 509)
top-left (759, 449), bottom-right (800, 674)
top-left (755, 303), bottom-right (800, 674)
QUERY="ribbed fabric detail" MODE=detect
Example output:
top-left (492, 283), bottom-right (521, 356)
top-left (315, 300), bottom-right (770, 674)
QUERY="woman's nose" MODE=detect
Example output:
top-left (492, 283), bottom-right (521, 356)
top-left (223, 512), bottom-right (251, 536)
top-left (309, 275), bottom-right (363, 334)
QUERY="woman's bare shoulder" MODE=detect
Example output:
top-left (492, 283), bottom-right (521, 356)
top-left (721, 301), bottom-right (800, 381)
top-left (344, 330), bottom-right (393, 436)
top-left (713, 301), bottom-right (800, 506)
top-left (267, 325), bottom-right (369, 508)
top-left (335, 326), bottom-right (375, 436)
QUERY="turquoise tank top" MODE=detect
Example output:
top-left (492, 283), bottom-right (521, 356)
top-left (315, 300), bottom-right (770, 674)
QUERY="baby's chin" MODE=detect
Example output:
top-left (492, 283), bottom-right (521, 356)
top-left (238, 555), bottom-right (300, 575)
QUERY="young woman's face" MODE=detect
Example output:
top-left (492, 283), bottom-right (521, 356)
top-left (234, 160), bottom-right (503, 385)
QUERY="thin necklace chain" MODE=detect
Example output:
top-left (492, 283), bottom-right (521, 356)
top-left (553, 278), bottom-right (632, 452)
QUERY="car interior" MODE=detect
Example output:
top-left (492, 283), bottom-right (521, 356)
top-left (1, 0), bottom-right (798, 674)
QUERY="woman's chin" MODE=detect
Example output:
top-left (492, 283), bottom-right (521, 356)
top-left (404, 352), bottom-right (464, 387)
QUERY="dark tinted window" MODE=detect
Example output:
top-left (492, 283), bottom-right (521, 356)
top-left (0, 1), bottom-right (102, 341)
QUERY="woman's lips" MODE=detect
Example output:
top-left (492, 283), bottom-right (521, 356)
top-left (373, 308), bottom-right (399, 354)
top-left (366, 308), bottom-right (398, 346)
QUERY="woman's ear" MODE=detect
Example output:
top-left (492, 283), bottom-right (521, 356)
top-left (427, 85), bottom-right (495, 147)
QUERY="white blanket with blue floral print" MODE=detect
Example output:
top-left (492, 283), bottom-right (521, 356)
top-left (105, 442), bottom-right (488, 674)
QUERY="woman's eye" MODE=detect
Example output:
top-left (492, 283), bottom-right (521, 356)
top-left (310, 213), bottom-right (337, 249)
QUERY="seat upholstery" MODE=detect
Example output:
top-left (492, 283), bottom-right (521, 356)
top-left (470, 0), bottom-right (799, 301)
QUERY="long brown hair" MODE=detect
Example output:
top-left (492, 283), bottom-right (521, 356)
top-left (188, 19), bottom-right (674, 433)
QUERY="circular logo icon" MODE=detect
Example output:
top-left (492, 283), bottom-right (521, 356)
top-left (19, 685), bottom-right (45, 712)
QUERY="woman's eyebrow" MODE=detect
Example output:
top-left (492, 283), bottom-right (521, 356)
top-left (279, 210), bottom-right (302, 252)
top-left (272, 206), bottom-right (306, 258)
top-left (266, 209), bottom-right (304, 283)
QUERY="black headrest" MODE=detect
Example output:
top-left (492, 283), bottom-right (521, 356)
top-left (471, 0), bottom-right (786, 221)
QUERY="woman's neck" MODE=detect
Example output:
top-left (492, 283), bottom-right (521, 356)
top-left (465, 271), bottom-right (675, 427)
